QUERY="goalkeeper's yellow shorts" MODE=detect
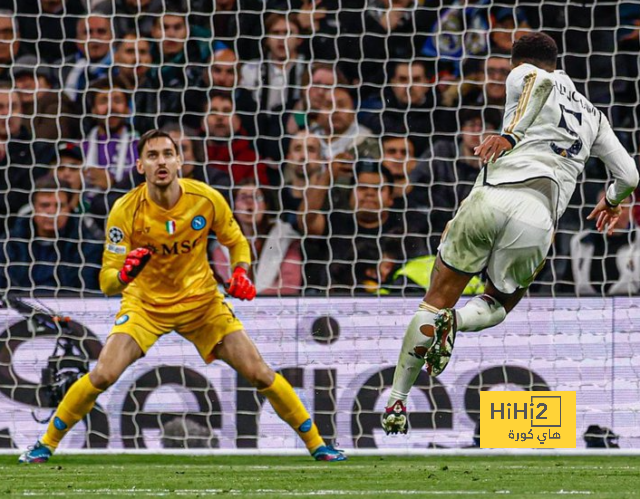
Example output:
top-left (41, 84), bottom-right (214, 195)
top-left (109, 295), bottom-right (244, 364)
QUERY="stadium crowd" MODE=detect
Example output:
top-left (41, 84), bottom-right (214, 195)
top-left (0, 0), bottom-right (638, 297)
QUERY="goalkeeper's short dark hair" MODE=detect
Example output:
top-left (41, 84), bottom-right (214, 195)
top-left (137, 129), bottom-right (179, 157)
top-left (511, 32), bottom-right (558, 69)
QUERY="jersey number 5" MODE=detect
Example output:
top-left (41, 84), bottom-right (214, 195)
top-left (551, 104), bottom-right (583, 158)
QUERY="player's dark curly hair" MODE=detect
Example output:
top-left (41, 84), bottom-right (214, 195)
top-left (511, 32), bottom-right (558, 69)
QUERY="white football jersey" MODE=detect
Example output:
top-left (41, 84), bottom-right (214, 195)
top-left (485, 63), bottom-right (638, 219)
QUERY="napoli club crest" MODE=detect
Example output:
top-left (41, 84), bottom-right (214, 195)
top-left (191, 215), bottom-right (206, 230)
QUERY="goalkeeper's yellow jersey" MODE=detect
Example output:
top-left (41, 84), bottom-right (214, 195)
top-left (100, 178), bottom-right (250, 310)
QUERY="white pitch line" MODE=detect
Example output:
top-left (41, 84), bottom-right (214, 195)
top-left (19, 490), bottom-right (487, 497)
top-left (16, 490), bottom-right (597, 497)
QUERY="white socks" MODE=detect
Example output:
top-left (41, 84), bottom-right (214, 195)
top-left (456, 294), bottom-right (506, 332)
top-left (387, 302), bottom-right (438, 405)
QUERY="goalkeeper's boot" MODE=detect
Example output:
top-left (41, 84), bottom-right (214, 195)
top-left (382, 400), bottom-right (408, 435)
top-left (18, 441), bottom-right (53, 464)
top-left (426, 308), bottom-right (457, 377)
top-left (312, 445), bottom-right (347, 462)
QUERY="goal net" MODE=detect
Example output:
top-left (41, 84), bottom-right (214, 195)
top-left (0, 0), bottom-right (638, 452)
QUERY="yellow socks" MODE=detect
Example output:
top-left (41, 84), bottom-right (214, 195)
top-left (259, 373), bottom-right (324, 452)
top-left (41, 374), bottom-right (104, 450)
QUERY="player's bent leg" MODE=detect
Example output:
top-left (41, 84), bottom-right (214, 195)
top-left (483, 279), bottom-right (528, 314)
top-left (384, 255), bottom-right (472, 431)
top-left (454, 294), bottom-right (508, 333)
top-left (418, 255), bottom-right (478, 378)
top-left (214, 330), bottom-right (346, 462)
top-left (19, 334), bottom-right (142, 464)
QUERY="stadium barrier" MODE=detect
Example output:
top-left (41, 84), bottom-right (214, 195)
top-left (0, 296), bottom-right (638, 452)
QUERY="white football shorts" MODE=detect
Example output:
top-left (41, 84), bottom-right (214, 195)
top-left (438, 183), bottom-right (554, 294)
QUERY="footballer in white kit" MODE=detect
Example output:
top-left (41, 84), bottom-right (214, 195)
top-left (382, 32), bottom-right (639, 435)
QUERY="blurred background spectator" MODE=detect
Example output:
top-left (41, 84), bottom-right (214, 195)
top-left (0, 175), bottom-right (102, 294)
top-left (212, 178), bottom-right (302, 295)
top-left (570, 193), bottom-right (640, 296)
top-left (0, 0), bottom-right (634, 297)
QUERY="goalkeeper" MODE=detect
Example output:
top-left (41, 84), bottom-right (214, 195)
top-left (19, 130), bottom-right (345, 463)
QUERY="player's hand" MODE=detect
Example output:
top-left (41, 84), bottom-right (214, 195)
top-left (227, 267), bottom-right (256, 301)
top-left (118, 247), bottom-right (152, 284)
top-left (587, 197), bottom-right (622, 236)
top-left (474, 135), bottom-right (513, 164)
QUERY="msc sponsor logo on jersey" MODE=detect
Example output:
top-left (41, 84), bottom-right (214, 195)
top-left (161, 235), bottom-right (204, 255)
top-left (108, 226), bottom-right (124, 244)
top-left (191, 215), bottom-right (206, 231)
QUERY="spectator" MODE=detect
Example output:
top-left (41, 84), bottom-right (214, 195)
top-left (359, 61), bottom-right (435, 155)
top-left (203, 92), bottom-right (268, 185)
top-left (113, 34), bottom-right (152, 93)
top-left (205, 0), bottom-right (264, 61)
top-left (160, 122), bottom-right (230, 191)
top-left (489, 6), bottom-right (531, 55)
top-left (300, 160), bottom-right (425, 292)
top-left (82, 77), bottom-right (139, 193)
top-left (434, 56), bottom-right (509, 138)
top-left (438, 58), bottom-right (485, 109)
top-left (481, 55), bottom-right (511, 110)
top-left (350, 238), bottom-right (395, 295)
top-left (571, 194), bottom-right (640, 296)
top-left (136, 7), bottom-right (211, 131)
top-left (411, 109), bottom-right (500, 251)
top-left (0, 82), bottom-right (43, 220)
top-left (0, 10), bottom-right (23, 81)
top-left (421, 0), bottom-right (492, 76)
top-left (202, 47), bottom-right (242, 91)
top-left (6, 0), bottom-right (85, 63)
top-left (62, 11), bottom-right (114, 102)
top-left (212, 178), bottom-right (303, 296)
top-left (0, 175), bottom-right (102, 294)
top-left (241, 13), bottom-right (307, 162)
top-left (281, 130), bottom-right (324, 228)
top-left (11, 55), bottom-right (57, 132)
top-left (109, 0), bottom-right (164, 38)
top-left (196, 47), bottom-right (256, 136)
top-left (380, 135), bottom-right (417, 203)
top-left (241, 14), bottom-right (305, 113)
top-left (339, 0), bottom-right (432, 97)
top-left (17, 142), bottom-right (105, 239)
top-left (286, 63), bottom-right (349, 135)
top-left (287, 0), bottom-right (337, 65)
top-left (52, 142), bottom-right (86, 213)
top-left (312, 86), bottom-right (380, 163)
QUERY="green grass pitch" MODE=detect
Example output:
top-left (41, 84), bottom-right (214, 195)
top-left (3, 455), bottom-right (640, 498)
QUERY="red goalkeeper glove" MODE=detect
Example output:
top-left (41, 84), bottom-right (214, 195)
top-left (118, 247), bottom-right (152, 284)
top-left (226, 267), bottom-right (256, 301)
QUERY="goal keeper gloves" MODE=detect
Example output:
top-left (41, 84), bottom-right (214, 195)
top-left (227, 267), bottom-right (256, 301)
top-left (118, 247), bottom-right (152, 284)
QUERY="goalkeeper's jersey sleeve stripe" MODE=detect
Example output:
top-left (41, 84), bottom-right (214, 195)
top-left (504, 71), bottom-right (537, 140)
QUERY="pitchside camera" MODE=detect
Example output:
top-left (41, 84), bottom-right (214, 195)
top-left (40, 335), bottom-right (90, 409)
top-left (3, 295), bottom-right (90, 420)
